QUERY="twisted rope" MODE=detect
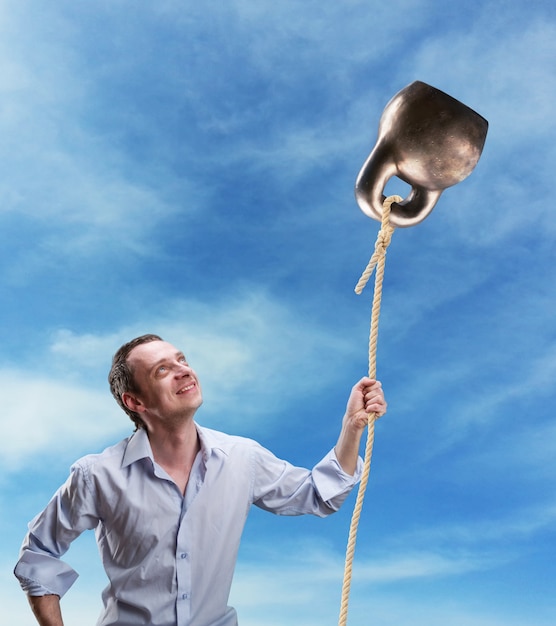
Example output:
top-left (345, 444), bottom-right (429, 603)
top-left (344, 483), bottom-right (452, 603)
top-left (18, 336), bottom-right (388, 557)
top-left (338, 195), bottom-right (401, 626)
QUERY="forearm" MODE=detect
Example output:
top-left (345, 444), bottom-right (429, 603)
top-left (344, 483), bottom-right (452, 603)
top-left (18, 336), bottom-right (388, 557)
top-left (28, 594), bottom-right (64, 626)
top-left (334, 422), bottom-right (364, 476)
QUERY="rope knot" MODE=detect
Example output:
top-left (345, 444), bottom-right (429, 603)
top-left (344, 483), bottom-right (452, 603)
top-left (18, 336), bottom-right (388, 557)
top-left (354, 195), bottom-right (401, 295)
top-left (375, 224), bottom-right (394, 254)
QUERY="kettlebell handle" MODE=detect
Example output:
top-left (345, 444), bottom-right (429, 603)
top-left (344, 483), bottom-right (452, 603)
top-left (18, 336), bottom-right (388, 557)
top-left (355, 81), bottom-right (488, 228)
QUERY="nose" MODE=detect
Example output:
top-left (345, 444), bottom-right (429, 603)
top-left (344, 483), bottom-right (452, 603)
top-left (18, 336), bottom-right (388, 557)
top-left (174, 361), bottom-right (192, 377)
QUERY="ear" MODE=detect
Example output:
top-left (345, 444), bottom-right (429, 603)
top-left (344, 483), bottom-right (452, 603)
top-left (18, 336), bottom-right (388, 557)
top-left (122, 392), bottom-right (146, 414)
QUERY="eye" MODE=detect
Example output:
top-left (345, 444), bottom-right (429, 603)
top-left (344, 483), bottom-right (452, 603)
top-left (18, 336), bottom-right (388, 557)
top-left (156, 365), bottom-right (168, 375)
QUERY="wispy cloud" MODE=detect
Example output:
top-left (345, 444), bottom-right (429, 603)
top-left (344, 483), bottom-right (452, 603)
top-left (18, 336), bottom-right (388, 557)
top-left (0, 370), bottom-right (124, 471)
top-left (405, 9), bottom-right (556, 245)
top-left (229, 531), bottom-right (533, 626)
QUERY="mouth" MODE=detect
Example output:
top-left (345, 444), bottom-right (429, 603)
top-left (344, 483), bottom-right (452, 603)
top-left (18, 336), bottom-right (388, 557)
top-left (176, 382), bottom-right (196, 395)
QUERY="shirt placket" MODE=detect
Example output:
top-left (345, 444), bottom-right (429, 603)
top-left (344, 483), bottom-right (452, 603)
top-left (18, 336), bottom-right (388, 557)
top-left (175, 522), bottom-right (192, 624)
top-left (175, 452), bottom-right (205, 624)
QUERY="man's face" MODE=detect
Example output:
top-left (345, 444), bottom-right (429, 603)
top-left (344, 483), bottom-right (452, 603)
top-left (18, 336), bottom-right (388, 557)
top-left (125, 340), bottom-right (203, 425)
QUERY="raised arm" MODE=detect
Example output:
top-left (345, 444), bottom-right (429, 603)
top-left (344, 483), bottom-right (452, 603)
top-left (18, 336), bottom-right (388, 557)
top-left (335, 377), bottom-right (387, 475)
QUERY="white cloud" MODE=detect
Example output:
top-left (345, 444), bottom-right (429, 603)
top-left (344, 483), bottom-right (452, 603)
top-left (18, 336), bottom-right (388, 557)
top-left (417, 336), bottom-right (556, 460)
top-left (0, 370), bottom-right (126, 471)
top-left (49, 329), bottom-right (120, 370)
top-left (352, 549), bottom-right (498, 583)
top-left (408, 11), bottom-right (556, 138)
top-left (88, 290), bottom-right (356, 428)
top-left (229, 535), bottom-right (528, 626)
top-left (0, 3), bottom-right (208, 277)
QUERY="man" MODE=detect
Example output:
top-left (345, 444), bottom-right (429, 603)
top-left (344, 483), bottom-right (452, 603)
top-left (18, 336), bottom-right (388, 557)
top-left (15, 334), bottom-right (387, 626)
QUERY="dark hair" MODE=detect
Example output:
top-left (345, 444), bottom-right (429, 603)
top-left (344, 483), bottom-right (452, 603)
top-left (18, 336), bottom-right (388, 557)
top-left (108, 334), bottom-right (163, 430)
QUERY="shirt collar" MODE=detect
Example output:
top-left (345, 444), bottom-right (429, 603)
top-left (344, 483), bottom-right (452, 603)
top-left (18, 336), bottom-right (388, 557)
top-left (121, 427), bottom-right (153, 468)
top-left (121, 422), bottom-right (229, 469)
top-left (195, 423), bottom-right (230, 464)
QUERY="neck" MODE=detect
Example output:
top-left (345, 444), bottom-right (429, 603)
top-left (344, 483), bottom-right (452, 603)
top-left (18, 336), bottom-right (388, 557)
top-left (146, 419), bottom-right (201, 494)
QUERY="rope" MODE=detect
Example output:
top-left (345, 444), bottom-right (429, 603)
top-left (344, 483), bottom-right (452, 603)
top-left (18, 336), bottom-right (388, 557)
top-left (338, 195), bottom-right (401, 626)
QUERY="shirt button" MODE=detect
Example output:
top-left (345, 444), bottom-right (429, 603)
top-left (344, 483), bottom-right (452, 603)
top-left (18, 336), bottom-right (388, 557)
top-left (182, 593), bottom-right (189, 600)
top-left (181, 553), bottom-right (187, 559)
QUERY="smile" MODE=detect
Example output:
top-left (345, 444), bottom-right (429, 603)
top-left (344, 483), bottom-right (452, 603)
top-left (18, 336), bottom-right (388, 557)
top-left (177, 383), bottom-right (196, 395)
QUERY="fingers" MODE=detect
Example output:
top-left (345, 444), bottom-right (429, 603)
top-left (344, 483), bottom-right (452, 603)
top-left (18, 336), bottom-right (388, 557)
top-left (360, 378), bottom-right (387, 417)
top-left (345, 377), bottom-right (388, 424)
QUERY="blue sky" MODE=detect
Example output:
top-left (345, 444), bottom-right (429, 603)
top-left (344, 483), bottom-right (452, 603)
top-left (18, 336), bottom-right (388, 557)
top-left (2, 0), bottom-right (556, 624)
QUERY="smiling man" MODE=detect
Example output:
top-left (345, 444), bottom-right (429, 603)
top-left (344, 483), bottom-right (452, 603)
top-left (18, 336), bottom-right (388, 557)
top-left (14, 334), bottom-right (387, 626)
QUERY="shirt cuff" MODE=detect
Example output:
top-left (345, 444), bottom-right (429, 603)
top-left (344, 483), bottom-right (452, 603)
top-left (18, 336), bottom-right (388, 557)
top-left (312, 448), bottom-right (363, 507)
top-left (14, 550), bottom-right (79, 598)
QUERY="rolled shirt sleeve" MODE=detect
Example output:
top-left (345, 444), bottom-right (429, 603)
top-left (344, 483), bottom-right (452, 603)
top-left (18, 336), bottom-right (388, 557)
top-left (14, 549), bottom-right (79, 597)
top-left (14, 463), bottom-right (100, 597)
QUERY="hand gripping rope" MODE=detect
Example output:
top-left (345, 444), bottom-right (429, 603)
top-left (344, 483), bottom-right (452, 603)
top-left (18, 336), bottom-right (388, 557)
top-left (338, 81), bottom-right (488, 625)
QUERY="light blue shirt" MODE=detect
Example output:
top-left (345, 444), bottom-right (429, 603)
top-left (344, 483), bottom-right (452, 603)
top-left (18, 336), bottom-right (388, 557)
top-left (15, 424), bottom-right (362, 626)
